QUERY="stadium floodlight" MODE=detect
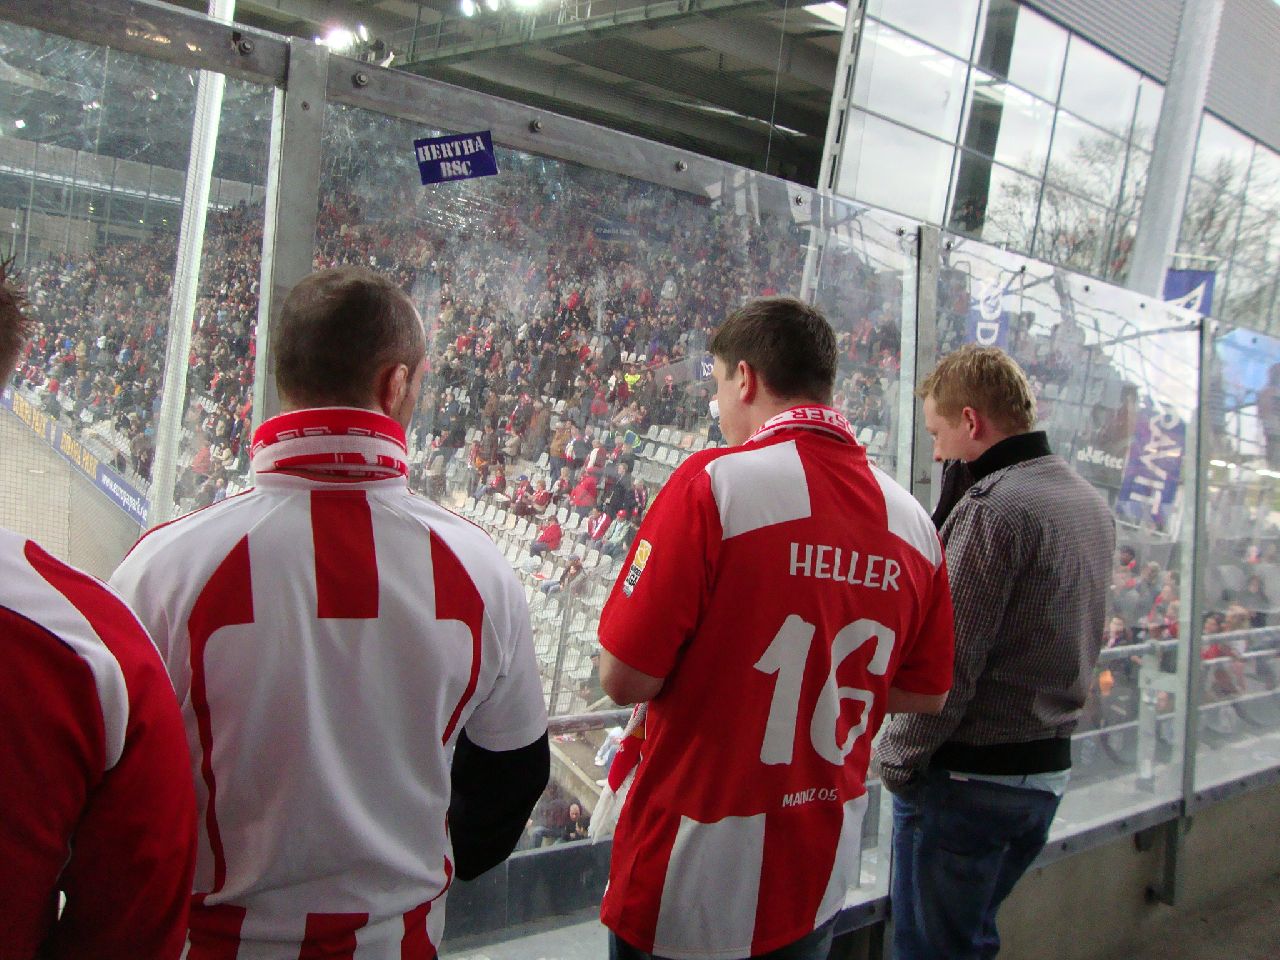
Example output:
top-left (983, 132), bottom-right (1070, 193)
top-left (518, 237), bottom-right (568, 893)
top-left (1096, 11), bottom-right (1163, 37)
top-left (13, 118), bottom-right (24, 129)
top-left (319, 27), bottom-right (358, 51)
top-left (357, 23), bottom-right (370, 41)
top-left (460, 0), bottom-right (477, 15)
top-left (512, 0), bottom-right (540, 9)
top-left (484, 0), bottom-right (502, 11)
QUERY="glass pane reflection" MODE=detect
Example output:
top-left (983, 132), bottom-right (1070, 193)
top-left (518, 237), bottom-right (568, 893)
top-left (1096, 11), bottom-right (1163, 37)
top-left (1046, 110), bottom-right (1125, 209)
top-left (852, 19), bottom-right (969, 143)
top-left (865, 0), bottom-right (981, 58)
top-left (839, 110), bottom-right (954, 223)
top-left (1059, 35), bottom-right (1139, 138)
top-left (1035, 186), bottom-right (1108, 275)
top-left (948, 150), bottom-right (1040, 252)
top-left (1193, 114), bottom-right (1254, 195)
top-left (961, 71), bottom-right (1054, 176)
top-left (1180, 176), bottom-right (1245, 263)
top-left (975, 0), bottom-right (1068, 102)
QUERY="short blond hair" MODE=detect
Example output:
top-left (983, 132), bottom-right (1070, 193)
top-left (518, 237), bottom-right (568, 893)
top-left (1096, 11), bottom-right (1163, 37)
top-left (918, 344), bottom-right (1037, 433)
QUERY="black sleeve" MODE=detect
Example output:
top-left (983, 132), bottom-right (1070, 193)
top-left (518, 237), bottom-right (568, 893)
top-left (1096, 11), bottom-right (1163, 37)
top-left (448, 729), bottom-right (550, 881)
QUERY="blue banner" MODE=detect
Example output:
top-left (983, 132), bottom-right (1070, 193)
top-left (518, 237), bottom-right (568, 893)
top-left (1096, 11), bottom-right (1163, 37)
top-left (2, 387), bottom-right (151, 525)
top-left (698, 353), bottom-right (714, 379)
top-left (1115, 402), bottom-right (1186, 529)
top-left (414, 131), bottom-right (498, 185)
top-left (1163, 269), bottom-right (1216, 316)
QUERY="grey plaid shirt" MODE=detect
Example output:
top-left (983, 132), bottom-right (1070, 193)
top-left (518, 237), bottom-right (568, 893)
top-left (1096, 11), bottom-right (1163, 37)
top-left (878, 441), bottom-right (1115, 792)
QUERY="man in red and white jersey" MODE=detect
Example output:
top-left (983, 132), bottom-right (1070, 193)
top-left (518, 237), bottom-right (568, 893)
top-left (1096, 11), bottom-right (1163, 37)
top-left (111, 267), bottom-right (549, 959)
top-left (0, 259), bottom-right (197, 959)
top-left (598, 297), bottom-right (955, 960)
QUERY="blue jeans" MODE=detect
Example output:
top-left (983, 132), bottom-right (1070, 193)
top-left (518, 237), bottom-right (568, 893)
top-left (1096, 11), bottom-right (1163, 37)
top-left (609, 919), bottom-right (834, 960)
top-left (890, 768), bottom-right (1061, 960)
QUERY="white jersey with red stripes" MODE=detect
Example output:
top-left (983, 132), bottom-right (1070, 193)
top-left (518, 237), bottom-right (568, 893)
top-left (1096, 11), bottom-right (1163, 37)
top-left (0, 527), bottom-right (196, 960)
top-left (598, 406), bottom-right (955, 959)
top-left (110, 408), bottom-right (547, 960)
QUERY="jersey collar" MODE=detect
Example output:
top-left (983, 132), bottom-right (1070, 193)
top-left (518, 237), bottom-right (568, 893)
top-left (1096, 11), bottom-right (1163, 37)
top-left (251, 407), bottom-right (408, 482)
top-left (745, 405), bottom-right (860, 447)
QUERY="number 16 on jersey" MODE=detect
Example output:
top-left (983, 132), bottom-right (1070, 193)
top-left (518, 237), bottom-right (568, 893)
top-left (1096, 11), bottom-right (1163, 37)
top-left (754, 615), bottom-right (896, 766)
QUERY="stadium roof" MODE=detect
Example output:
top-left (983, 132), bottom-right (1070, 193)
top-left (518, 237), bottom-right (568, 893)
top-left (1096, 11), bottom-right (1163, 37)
top-left (159, 0), bottom-right (845, 184)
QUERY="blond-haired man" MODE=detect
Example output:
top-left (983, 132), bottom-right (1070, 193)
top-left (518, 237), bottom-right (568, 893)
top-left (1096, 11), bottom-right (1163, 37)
top-left (880, 344), bottom-right (1115, 959)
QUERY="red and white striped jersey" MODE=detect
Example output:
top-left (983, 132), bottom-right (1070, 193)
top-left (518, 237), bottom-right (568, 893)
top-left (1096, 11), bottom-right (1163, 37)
top-left (0, 527), bottom-right (196, 960)
top-left (599, 407), bottom-right (954, 959)
top-left (110, 409), bottom-right (547, 960)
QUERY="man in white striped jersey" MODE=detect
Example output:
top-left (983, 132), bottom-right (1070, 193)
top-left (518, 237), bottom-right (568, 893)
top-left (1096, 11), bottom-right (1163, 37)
top-left (112, 266), bottom-right (549, 960)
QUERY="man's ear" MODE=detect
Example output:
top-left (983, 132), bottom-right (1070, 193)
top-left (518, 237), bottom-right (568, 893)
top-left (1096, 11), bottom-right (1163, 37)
top-left (737, 360), bottom-right (758, 404)
top-left (378, 362), bottom-right (411, 418)
top-left (961, 405), bottom-right (981, 439)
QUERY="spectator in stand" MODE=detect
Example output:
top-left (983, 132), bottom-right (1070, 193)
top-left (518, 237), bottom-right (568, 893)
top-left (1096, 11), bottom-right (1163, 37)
top-left (551, 465), bottom-right (573, 503)
top-left (563, 801), bottom-right (591, 843)
top-left (530, 478), bottom-right (553, 514)
top-left (603, 462), bottom-right (636, 517)
top-left (522, 400), bottom-right (551, 460)
top-left (549, 420), bottom-right (573, 477)
top-left (1110, 567), bottom-right (1146, 631)
top-left (580, 505), bottom-right (611, 546)
top-left (510, 476), bottom-right (536, 516)
top-left (475, 465), bottom-right (507, 501)
top-left (1201, 611), bottom-right (1243, 700)
top-left (584, 439), bottom-right (609, 481)
top-left (630, 478), bottom-right (649, 518)
top-left (1103, 615), bottom-right (1131, 648)
top-left (509, 473), bottom-right (532, 503)
top-left (1135, 561), bottom-right (1162, 613)
top-left (541, 557), bottom-right (586, 597)
top-left (1116, 545), bottom-right (1137, 576)
top-left (479, 422), bottom-right (501, 466)
top-left (1238, 574), bottom-right (1270, 627)
top-left (569, 471), bottom-right (599, 517)
top-left (0, 259), bottom-right (198, 960)
top-left (569, 427), bottom-right (592, 472)
top-left (602, 510), bottom-right (635, 560)
top-left (466, 437), bottom-right (489, 496)
top-left (531, 516), bottom-right (563, 557)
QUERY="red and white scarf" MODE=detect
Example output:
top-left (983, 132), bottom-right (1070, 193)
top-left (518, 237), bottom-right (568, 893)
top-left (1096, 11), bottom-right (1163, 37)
top-left (745, 405), bottom-right (859, 446)
top-left (251, 408), bottom-right (409, 481)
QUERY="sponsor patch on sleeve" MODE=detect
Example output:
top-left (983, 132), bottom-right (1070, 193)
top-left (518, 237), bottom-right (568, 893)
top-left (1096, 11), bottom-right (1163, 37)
top-left (622, 539), bottom-right (652, 597)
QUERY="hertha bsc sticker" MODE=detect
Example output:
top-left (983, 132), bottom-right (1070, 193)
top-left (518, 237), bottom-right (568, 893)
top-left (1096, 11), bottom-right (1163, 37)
top-left (622, 539), bottom-right (653, 597)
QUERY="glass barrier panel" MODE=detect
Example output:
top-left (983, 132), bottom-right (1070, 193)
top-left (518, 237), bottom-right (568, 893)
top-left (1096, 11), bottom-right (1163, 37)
top-left (0, 20), bottom-right (202, 575)
top-left (1196, 324), bottom-right (1280, 791)
top-left (935, 236), bottom-right (1201, 839)
top-left (808, 198), bottom-right (919, 487)
top-left (162, 78), bottom-right (273, 520)
top-left (314, 100), bottom-right (919, 935)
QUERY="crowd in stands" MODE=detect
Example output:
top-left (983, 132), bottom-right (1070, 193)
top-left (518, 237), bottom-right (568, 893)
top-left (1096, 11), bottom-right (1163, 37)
top-left (7, 149), bottom-right (906, 525)
top-left (1089, 536), bottom-right (1280, 745)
